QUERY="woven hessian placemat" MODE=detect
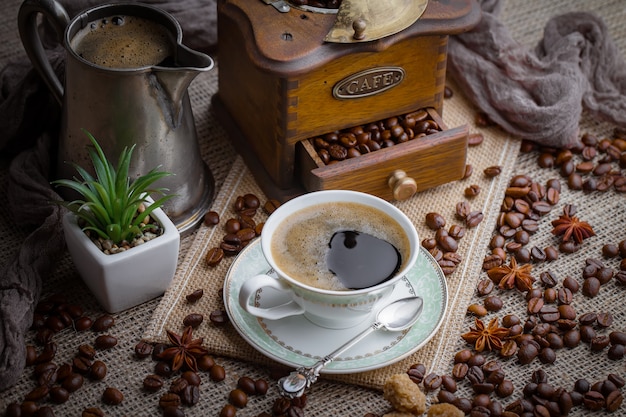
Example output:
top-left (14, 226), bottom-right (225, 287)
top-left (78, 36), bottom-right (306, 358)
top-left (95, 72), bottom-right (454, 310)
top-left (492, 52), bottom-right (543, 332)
top-left (143, 58), bottom-right (522, 392)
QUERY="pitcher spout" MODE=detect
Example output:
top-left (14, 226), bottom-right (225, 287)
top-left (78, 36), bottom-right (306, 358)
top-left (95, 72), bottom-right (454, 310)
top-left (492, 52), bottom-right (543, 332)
top-left (153, 45), bottom-right (214, 124)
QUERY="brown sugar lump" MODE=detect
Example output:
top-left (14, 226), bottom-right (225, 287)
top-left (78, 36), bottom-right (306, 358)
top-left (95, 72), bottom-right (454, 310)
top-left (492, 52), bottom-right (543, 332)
top-left (427, 403), bottom-right (464, 417)
top-left (383, 373), bottom-right (426, 415)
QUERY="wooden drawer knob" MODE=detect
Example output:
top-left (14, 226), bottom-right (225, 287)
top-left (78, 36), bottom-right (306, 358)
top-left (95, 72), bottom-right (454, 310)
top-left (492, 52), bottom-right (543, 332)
top-left (388, 170), bottom-right (417, 201)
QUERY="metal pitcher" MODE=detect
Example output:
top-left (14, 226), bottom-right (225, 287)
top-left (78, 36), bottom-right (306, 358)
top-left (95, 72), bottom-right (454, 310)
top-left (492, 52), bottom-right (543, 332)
top-left (18, 0), bottom-right (215, 234)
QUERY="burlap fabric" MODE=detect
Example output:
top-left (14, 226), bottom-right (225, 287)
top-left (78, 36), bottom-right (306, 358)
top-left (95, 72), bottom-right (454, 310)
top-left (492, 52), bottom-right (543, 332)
top-left (1, 0), bottom-right (626, 416)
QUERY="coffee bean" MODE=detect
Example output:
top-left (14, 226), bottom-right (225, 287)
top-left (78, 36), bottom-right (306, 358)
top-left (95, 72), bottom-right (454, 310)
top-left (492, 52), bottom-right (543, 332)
top-left (181, 385), bottom-right (200, 406)
top-left (236, 376), bottom-right (257, 395)
top-left (74, 316), bottom-right (93, 331)
top-left (466, 211), bottom-right (484, 228)
top-left (220, 241), bottom-right (241, 256)
top-left (407, 363), bottom-right (426, 384)
top-left (582, 277), bottom-right (601, 297)
top-left (255, 379), bottom-right (269, 395)
top-left (476, 279), bottom-right (494, 296)
top-left (438, 390), bottom-right (456, 404)
top-left (186, 289), bottom-right (204, 303)
top-left (583, 390), bottom-right (605, 411)
top-left (465, 184), bottom-right (481, 197)
top-left (483, 254), bottom-right (503, 270)
top-left (92, 315), bottom-right (114, 332)
top-left (169, 377), bottom-right (188, 395)
top-left (608, 344), bottom-right (625, 360)
top-left (81, 407), bottom-right (105, 417)
top-left (219, 404), bottom-right (237, 417)
top-left (229, 388), bottom-right (248, 408)
top-left (484, 165), bottom-right (502, 177)
top-left (36, 343), bottom-right (56, 364)
top-left (102, 387), bottom-right (123, 405)
top-left (590, 335), bottom-right (611, 351)
top-left (197, 355), bottom-right (215, 372)
top-left (88, 360), bottom-right (107, 380)
top-left (539, 305), bottom-right (560, 322)
top-left (425, 212), bottom-right (446, 230)
top-left (55, 363), bottom-right (71, 382)
top-left (25, 385), bottom-right (49, 402)
top-left (183, 313), bottom-right (204, 329)
top-left (452, 362), bottom-right (469, 380)
top-left (78, 344), bottom-right (96, 360)
top-left (484, 296), bottom-right (503, 311)
top-left (143, 374), bottom-right (164, 392)
top-left (421, 372), bottom-right (441, 391)
top-left (203, 211), bottom-right (220, 226)
top-left (62, 373), bottom-right (84, 392)
top-left (452, 397), bottom-right (473, 414)
top-left (467, 303), bottom-right (487, 317)
top-left (159, 393), bottom-right (181, 409)
top-left (35, 406), bottom-right (55, 417)
top-left (154, 361), bottom-right (173, 378)
top-left (5, 403), bottom-right (22, 417)
top-left (134, 341), bottom-right (153, 359)
top-left (209, 364), bottom-right (226, 381)
top-left (596, 312), bottom-right (613, 327)
top-left (606, 390), bottom-right (623, 412)
top-left (517, 343), bottom-right (539, 364)
top-left (205, 247), bottom-right (224, 267)
top-left (49, 386), bottom-right (70, 404)
top-left (596, 267), bottom-right (614, 285)
top-left (94, 335), bottom-right (117, 350)
top-left (162, 406), bottom-right (185, 417)
top-left (468, 132), bottom-right (484, 146)
top-left (209, 310), bottom-right (228, 325)
top-left (20, 401), bottom-right (39, 416)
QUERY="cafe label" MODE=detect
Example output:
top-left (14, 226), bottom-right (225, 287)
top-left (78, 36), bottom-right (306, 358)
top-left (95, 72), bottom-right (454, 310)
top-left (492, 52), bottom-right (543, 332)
top-left (333, 67), bottom-right (405, 99)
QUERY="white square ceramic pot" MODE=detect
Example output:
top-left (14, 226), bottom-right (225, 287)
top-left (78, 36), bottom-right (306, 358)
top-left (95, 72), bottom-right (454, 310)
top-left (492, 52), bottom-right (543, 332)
top-left (62, 205), bottom-right (180, 313)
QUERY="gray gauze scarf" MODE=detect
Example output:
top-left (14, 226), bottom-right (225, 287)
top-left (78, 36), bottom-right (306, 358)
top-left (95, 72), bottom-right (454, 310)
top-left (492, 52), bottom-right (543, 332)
top-left (447, 0), bottom-right (626, 148)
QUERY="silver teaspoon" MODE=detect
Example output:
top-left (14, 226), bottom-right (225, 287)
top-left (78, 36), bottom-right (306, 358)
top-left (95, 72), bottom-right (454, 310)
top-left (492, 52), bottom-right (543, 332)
top-left (278, 296), bottom-right (424, 398)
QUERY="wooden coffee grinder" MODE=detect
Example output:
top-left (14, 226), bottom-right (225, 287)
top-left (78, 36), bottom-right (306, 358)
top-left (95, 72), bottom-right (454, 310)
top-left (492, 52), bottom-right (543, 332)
top-left (213, 0), bottom-right (481, 201)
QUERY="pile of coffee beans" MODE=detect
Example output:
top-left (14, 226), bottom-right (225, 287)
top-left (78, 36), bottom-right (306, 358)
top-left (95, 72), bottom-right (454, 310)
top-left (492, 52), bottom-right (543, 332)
top-left (530, 131), bottom-right (626, 194)
top-left (309, 108), bottom-right (442, 165)
top-left (421, 197), bottom-right (486, 276)
top-left (203, 194), bottom-right (280, 268)
top-left (5, 294), bottom-right (123, 417)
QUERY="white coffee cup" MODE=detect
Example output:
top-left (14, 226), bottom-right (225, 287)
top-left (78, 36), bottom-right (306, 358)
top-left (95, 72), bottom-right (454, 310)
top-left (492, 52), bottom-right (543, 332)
top-left (238, 190), bottom-right (419, 329)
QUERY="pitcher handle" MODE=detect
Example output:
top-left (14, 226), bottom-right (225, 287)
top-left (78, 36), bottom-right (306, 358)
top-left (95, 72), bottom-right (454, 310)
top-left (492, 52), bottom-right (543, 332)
top-left (18, 0), bottom-right (70, 104)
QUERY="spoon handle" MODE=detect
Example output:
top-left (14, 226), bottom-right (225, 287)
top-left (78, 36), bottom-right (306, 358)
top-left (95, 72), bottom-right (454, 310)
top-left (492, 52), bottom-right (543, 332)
top-left (278, 321), bottom-right (382, 398)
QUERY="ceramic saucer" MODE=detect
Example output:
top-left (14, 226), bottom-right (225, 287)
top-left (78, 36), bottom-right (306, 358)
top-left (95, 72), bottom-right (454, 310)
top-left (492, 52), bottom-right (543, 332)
top-left (223, 239), bottom-right (448, 374)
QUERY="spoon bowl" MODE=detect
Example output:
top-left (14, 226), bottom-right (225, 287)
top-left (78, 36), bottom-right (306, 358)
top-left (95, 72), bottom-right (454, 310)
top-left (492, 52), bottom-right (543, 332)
top-left (378, 296), bottom-right (423, 331)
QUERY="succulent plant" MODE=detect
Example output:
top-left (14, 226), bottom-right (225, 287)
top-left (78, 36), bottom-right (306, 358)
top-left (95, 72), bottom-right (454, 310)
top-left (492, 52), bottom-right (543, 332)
top-left (53, 130), bottom-right (174, 245)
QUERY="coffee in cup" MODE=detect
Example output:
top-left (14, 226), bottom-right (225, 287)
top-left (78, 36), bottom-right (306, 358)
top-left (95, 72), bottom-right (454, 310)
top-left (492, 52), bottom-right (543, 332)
top-left (238, 190), bottom-right (419, 329)
top-left (70, 15), bottom-right (173, 69)
top-left (270, 201), bottom-right (410, 291)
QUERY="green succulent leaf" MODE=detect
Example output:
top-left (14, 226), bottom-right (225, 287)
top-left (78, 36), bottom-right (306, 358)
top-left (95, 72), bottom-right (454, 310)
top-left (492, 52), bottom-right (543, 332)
top-left (52, 129), bottom-right (175, 246)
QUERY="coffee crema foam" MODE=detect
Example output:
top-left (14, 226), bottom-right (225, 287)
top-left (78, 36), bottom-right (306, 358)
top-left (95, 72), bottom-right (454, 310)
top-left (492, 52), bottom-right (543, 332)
top-left (71, 15), bottom-right (173, 69)
top-left (270, 201), bottom-right (410, 291)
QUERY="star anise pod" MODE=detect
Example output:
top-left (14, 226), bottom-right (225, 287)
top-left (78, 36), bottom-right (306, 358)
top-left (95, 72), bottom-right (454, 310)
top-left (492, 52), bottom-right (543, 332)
top-left (486, 257), bottom-right (535, 291)
top-left (161, 326), bottom-right (208, 372)
top-left (462, 317), bottom-right (509, 352)
top-left (551, 208), bottom-right (595, 244)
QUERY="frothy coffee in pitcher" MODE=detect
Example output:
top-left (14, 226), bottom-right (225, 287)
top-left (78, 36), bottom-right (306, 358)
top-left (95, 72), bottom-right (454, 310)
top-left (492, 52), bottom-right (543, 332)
top-left (70, 15), bottom-right (173, 69)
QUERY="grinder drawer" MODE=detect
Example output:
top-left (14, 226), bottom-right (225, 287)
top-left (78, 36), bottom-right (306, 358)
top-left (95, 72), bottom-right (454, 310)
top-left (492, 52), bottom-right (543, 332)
top-left (296, 108), bottom-right (468, 201)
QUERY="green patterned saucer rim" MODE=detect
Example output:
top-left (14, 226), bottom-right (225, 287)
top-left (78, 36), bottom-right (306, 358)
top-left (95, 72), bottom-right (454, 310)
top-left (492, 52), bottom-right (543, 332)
top-left (223, 238), bottom-right (448, 374)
